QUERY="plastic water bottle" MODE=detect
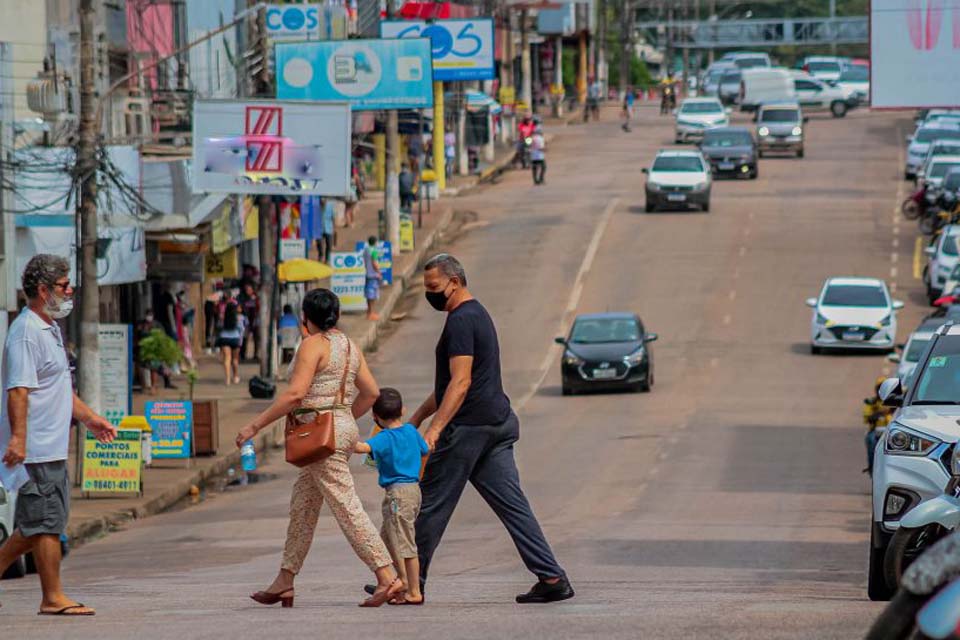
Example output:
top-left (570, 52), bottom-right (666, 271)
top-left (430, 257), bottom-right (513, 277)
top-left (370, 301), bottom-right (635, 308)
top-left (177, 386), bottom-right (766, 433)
top-left (241, 440), bottom-right (257, 473)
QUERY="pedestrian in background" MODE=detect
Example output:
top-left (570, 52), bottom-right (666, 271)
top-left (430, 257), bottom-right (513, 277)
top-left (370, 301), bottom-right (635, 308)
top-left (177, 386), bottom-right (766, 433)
top-left (0, 254), bottom-right (116, 616)
top-left (531, 126), bottom-right (546, 185)
top-left (317, 197), bottom-right (336, 264)
top-left (399, 163), bottom-right (416, 211)
top-left (444, 130), bottom-right (455, 178)
top-left (410, 254), bottom-right (574, 603)
top-left (354, 388), bottom-right (429, 605)
top-left (239, 282), bottom-right (260, 363)
top-left (217, 299), bottom-right (244, 386)
top-left (236, 289), bottom-right (404, 608)
top-left (204, 283), bottom-right (223, 354)
top-left (622, 89), bottom-right (635, 132)
top-left (363, 236), bottom-right (383, 322)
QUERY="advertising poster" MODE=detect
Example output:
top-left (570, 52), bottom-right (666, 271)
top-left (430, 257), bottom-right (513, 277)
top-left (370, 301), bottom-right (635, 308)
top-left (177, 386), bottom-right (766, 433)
top-left (331, 251), bottom-right (367, 312)
top-left (380, 18), bottom-right (495, 81)
top-left (145, 400), bottom-right (194, 459)
top-left (192, 100), bottom-right (351, 196)
top-left (355, 240), bottom-right (393, 285)
top-left (82, 429), bottom-right (142, 494)
top-left (99, 324), bottom-right (132, 426)
top-left (276, 38), bottom-right (434, 110)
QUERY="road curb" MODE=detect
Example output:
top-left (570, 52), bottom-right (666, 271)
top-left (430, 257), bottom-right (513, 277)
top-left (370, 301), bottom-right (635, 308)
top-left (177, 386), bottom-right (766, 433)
top-left (65, 205), bottom-right (459, 547)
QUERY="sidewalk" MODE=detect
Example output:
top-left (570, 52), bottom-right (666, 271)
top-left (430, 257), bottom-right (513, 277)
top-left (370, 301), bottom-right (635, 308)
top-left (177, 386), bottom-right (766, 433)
top-left (63, 139), bottom-right (522, 545)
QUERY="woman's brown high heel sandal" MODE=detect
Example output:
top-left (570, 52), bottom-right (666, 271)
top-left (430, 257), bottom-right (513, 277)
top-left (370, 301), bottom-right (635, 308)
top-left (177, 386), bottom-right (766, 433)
top-left (359, 578), bottom-right (405, 608)
top-left (250, 589), bottom-right (295, 608)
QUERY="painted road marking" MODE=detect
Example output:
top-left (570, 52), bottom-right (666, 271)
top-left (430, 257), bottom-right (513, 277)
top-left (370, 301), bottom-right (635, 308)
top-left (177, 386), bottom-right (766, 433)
top-left (914, 236), bottom-right (923, 280)
top-left (516, 197), bottom-right (620, 411)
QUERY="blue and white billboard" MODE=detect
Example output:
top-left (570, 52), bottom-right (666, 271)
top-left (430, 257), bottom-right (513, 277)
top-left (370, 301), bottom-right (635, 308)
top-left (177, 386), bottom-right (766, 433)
top-left (276, 39), bottom-right (434, 110)
top-left (380, 18), bottom-right (495, 81)
top-left (265, 4), bottom-right (348, 41)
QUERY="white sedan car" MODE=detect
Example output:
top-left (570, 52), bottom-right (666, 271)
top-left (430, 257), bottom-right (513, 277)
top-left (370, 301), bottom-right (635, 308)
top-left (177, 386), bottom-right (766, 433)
top-left (807, 277), bottom-right (903, 354)
top-left (674, 97), bottom-right (730, 143)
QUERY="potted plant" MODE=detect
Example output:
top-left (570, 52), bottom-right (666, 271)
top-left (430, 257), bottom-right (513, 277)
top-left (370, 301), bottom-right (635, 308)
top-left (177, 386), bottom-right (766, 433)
top-left (138, 329), bottom-right (182, 394)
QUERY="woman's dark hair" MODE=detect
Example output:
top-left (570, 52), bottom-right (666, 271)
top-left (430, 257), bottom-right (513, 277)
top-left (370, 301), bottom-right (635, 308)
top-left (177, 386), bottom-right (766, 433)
top-left (302, 288), bottom-right (339, 331)
top-left (223, 301), bottom-right (239, 331)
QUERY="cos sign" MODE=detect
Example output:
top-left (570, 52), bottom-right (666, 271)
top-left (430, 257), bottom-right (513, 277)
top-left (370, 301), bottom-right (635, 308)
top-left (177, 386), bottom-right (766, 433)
top-left (266, 4), bottom-right (321, 40)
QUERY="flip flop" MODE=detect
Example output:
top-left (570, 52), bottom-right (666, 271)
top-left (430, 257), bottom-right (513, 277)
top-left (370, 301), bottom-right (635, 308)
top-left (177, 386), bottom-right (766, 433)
top-left (359, 578), bottom-right (405, 608)
top-left (38, 603), bottom-right (95, 616)
top-left (388, 596), bottom-right (425, 606)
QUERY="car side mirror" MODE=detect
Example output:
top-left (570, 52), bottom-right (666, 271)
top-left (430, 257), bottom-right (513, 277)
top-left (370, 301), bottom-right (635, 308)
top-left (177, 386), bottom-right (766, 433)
top-left (803, 116), bottom-right (810, 123)
top-left (805, 297), bottom-right (818, 307)
top-left (925, 246), bottom-right (938, 256)
top-left (906, 135), bottom-right (914, 143)
top-left (878, 377), bottom-right (904, 407)
top-left (643, 333), bottom-right (659, 343)
top-left (893, 300), bottom-right (905, 310)
top-left (641, 168), bottom-right (649, 175)
top-left (725, 107), bottom-right (733, 115)
top-left (887, 353), bottom-right (902, 364)
top-left (554, 336), bottom-right (566, 345)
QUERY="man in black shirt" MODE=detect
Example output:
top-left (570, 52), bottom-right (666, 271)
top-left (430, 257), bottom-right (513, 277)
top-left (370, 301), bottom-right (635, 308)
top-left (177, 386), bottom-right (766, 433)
top-left (410, 253), bottom-right (573, 603)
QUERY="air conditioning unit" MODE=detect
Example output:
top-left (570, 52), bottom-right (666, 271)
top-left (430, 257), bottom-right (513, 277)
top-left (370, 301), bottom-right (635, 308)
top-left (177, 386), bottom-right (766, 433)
top-left (26, 76), bottom-right (68, 121)
top-left (107, 96), bottom-right (151, 144)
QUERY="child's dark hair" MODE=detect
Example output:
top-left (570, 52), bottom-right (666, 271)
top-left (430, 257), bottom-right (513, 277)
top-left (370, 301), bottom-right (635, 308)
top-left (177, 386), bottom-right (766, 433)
top-left (372, 388), bottom-right (403, 422)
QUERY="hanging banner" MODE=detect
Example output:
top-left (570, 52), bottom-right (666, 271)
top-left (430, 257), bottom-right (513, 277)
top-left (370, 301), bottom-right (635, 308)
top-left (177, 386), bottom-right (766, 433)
top-left (276, 38), bottom-right (434, 110)
top-left (380, 18), bottom-right (495, 81)
top-left (82, 429), bottom-right (142, 494)
top-left (145, 400), bottom-right (193, 459)
top-left (192, 99), bottom-right (351, 196)
top-left (331, 251), bottom-right (367, 312)
top-left (99, 324), bottom-right (132, 426)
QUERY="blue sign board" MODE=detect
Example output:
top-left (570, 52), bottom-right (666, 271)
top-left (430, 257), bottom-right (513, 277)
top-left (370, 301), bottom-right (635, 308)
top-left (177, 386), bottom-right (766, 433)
top-left (276, 38), bottom-right (434, 110)
top-left (145, 401), bottom-right (193, 459)
top-left (380, 18), bottom-right (495, 81)
top-left (355, 240), bottom-right (393, 285)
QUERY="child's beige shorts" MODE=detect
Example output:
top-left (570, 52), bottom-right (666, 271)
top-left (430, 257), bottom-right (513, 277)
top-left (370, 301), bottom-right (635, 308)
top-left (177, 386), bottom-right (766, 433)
top-left (381, 483), bottom-right (421, 559)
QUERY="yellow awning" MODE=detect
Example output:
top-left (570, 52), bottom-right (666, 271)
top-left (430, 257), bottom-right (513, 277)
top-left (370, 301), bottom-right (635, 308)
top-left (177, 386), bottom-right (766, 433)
top-left (278, 258), bottom-right (333, 282)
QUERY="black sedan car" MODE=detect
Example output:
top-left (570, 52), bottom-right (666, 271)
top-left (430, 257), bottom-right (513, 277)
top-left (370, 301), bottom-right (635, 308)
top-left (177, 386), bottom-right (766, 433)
top-left (556, 313), bottom-right (657, 395)
top-left (698, 126), bottom-right (758, 179)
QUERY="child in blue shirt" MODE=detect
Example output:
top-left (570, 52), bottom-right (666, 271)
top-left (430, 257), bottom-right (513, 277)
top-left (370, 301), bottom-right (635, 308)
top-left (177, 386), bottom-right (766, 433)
top-left (355, 387), bottom-right (429, 604)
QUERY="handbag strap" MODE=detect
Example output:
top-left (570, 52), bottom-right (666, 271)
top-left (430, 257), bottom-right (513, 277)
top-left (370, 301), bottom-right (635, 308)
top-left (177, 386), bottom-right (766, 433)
top-left (336, 334), bottom-right (352, 406)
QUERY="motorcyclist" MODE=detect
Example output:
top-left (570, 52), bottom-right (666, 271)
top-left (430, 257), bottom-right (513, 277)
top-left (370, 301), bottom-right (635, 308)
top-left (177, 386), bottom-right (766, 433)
top-left (660, 73), bottom-right (678, 115)
top-left (864, 376), bottom-right (893, 475)
top-left (516, 112), bottom-right (536, 168)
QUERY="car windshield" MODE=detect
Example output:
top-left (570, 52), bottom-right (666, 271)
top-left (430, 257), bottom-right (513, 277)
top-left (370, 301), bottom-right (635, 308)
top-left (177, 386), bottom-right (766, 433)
top-left (913, 336), bottom-right (960, 403)
top-left (931, 162), bottom-right (960, 179)
top-left (760, 109), bottom-right (800, 123)
top-left (942, 234), bottom-right (960, 257)
top-left (703, 131), bottom-right (753, 147)
top-left (681, 102), bottom-right (723, 114)
top-left (821, 284), bottom-right (887, 307)
top-left (652, 156), bottom-right (704, 172)
top-left (735, 58), bottom-right (766, 69)
top-left (932, 144), bottom-right (960, 157)
top-left (807, 61), bottom-right (841, 72)
top-left (839, 66), bottom-right (868, 82)
top-left (917, 128), bottom-right (960, 143)
top-left (570, 318), bottom-right (640, 344)
top-left (720, 71), bottom-right (741, 83)
top-left (945, 172), bottom-right (960, 191)
top-left (906, 337), bottom-right (933, 363)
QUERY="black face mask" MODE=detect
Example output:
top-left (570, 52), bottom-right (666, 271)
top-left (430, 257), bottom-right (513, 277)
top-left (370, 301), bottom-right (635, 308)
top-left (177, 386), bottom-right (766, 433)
top-left (425, 289), bottom-right (449, 311)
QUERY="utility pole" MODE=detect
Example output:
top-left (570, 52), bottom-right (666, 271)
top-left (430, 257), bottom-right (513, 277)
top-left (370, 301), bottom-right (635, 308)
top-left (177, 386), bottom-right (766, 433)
top-left (682, 0), bottom-right (690, 96)
top-left (597, 0), bottom-right (607, 90)
top-left (619, 0), bottom-right (631, 96)
top-left (707, 0), bottom-right (715, 65)
top-left (78, 0), bottom-right (101, 411)
top-left (520, 9), bottom-right (532, 110)
top-left (384, 0), bottom-right (400, 249)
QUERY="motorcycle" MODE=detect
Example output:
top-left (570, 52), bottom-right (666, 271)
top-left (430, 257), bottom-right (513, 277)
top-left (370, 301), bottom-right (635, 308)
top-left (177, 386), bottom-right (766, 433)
top-left (866, 530), bottom-right (960, 640)
top-left (883, 445), bottom-right (960, 591)
top-left (903, 184), bottom-right (935, 222)
top-left (517, 136), bottom-right (532, 169)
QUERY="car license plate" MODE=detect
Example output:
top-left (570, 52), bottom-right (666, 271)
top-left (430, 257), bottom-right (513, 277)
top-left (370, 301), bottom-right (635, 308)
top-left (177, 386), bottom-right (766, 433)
top-left (667, 193), bottom-right (686, 202)
top-left (592, 368), bottom-right (617, 379)
top-left (718, 162), bottom-right (735, 170)
top-left (842, 331), bottom-right (865, 341)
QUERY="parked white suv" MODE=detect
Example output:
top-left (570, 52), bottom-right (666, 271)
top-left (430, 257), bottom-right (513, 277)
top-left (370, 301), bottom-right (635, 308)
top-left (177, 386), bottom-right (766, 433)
top-left (791, 71), bottom-right (855, 117)
top-left (924, 225), bottom-right (960, 303)
top-left (870, 322), bottom-right (960, 599)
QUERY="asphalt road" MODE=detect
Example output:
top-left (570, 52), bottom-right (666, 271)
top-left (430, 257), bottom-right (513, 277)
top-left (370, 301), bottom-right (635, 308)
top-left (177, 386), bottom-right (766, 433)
top-left (0, 105), bottom-right (925, 639)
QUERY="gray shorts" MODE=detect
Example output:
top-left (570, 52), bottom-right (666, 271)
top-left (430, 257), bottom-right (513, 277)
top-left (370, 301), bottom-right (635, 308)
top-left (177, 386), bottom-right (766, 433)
top-left (15, 460), bottom-right (70, 537)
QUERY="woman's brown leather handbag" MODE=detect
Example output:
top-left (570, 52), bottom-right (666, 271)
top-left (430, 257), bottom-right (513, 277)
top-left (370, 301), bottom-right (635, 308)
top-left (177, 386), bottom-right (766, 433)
top-left (284, 339), bottom-right (351, 467)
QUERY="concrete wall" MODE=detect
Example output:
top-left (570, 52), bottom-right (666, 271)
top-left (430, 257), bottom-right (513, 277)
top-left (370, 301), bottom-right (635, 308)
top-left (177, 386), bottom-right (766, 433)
top-left (0, 0), bottom-right (47, 119)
